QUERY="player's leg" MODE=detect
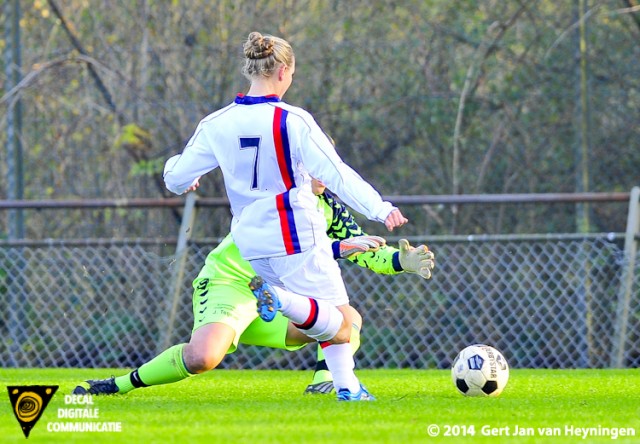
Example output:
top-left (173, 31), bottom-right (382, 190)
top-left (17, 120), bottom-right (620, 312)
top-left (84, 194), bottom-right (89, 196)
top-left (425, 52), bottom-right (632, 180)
top-left (250, 241), bottom-right (373, 400)
top-left (305, 307), bottom-right (362, 394)
top-left (238, 305), bottom-right (362, 395)
top-left (248, 276), bottom-right (360, 395)
top-left (248, 274), bottom-right (347, 342)
top-left (317, 303), bottom-right (360, 393)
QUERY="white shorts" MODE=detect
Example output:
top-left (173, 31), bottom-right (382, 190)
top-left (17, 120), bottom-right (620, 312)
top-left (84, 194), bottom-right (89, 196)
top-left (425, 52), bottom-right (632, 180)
top-left (249, 238), bottom-right (349, 307)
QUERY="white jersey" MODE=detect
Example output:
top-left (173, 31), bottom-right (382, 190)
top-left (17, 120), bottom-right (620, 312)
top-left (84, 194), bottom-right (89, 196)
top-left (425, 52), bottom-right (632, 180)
top-left (164, 94), bottom-right (395, 259)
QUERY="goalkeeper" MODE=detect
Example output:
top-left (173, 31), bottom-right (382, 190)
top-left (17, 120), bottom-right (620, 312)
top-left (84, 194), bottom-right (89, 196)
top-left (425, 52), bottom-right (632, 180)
top-left (74, 180), bottom-right (435, 396)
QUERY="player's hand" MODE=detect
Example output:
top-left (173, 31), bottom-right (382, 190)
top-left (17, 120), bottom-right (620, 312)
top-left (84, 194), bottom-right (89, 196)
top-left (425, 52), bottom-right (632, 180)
top-left (398, 239), bottom-right (435, 279)
top-left (185, 176), bottom-right (201, 193)
top-left (384, 209), bottom-right (408, 232)
top-left (338, 235), bottom-right (386, 259)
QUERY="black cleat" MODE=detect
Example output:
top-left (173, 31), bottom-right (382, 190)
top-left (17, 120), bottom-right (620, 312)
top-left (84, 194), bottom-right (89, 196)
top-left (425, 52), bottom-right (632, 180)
top-left (73, 376), bottom-right (119, 395)
top-left (303, 381), bottom-right (334, 395)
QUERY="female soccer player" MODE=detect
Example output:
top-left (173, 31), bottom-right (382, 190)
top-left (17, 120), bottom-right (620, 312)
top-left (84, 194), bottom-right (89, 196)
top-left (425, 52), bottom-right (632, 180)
top-left (163, 32), bottom-right (409, 401)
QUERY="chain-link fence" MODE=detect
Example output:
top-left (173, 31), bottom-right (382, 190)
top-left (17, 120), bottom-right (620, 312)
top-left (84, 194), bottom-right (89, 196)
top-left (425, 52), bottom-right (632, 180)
top-left (1, 234), bottom-right (638, 370)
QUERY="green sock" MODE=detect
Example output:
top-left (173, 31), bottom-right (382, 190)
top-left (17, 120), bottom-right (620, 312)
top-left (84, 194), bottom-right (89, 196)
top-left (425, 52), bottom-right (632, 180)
top-left (311, 323), bottom-right (361, 384)
top-left (115, 343), bottom-right (192, 394)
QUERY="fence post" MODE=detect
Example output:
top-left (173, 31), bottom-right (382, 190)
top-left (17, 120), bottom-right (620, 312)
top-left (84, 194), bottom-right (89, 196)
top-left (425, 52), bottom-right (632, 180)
top-left (611, 186), bottom-right (640, 368)
top-left (159, 192), bottom-right (198, 352)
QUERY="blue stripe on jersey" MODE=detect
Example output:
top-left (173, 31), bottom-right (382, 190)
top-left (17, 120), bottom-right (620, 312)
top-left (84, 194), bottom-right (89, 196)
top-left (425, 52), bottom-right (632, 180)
top-left (282, 190), bottom-right (301, 254)
top-left (277, 109), bottom-right (295, 186)
top-left (273, 107), bottom-right (295, 189)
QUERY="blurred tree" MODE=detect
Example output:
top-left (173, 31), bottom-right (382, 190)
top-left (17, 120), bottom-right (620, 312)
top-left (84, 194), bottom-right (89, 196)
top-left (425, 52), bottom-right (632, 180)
top-left (0, 0), bottom-right (638, 239)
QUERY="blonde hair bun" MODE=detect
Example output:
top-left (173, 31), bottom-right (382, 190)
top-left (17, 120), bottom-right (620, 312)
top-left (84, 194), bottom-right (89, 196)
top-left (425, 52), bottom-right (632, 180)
top-left (244, 32), bottom-right (275, 60)
top-left (242, 32), bottom-right (294, 79)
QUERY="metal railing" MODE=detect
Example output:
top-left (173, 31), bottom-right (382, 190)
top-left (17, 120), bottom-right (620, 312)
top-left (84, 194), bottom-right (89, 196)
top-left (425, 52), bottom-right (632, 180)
top-left (0, 189), bottom-right (638, 369)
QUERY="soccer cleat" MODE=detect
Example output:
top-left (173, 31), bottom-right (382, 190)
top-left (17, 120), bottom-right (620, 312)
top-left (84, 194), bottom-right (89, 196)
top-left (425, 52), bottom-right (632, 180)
top-left (248, 276), bottom-right (282, 322)
top-left (336, 384), bottom-right (376, 401)
top-left (304, 381), bottom-right (334, 395)
top-left (73, 376), bottom-right (119, 396)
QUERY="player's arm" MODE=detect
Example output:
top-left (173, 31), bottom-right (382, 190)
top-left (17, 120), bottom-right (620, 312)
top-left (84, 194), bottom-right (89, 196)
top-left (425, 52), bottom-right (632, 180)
top-left (163, 121), bottom-right (219, 195)
top-left (320, 192), bottom-right (435, 278)
top-left (297, 114), bottom-right (402, 227)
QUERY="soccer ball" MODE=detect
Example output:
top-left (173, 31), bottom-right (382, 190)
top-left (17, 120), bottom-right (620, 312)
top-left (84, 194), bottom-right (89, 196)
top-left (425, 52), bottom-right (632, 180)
top-left (451, 344), bottom-right (509, 397)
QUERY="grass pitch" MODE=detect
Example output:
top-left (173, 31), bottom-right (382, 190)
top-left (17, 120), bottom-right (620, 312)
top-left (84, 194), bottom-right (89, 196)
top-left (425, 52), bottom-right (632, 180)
top-left (1, 368), bottom-right (639, 443)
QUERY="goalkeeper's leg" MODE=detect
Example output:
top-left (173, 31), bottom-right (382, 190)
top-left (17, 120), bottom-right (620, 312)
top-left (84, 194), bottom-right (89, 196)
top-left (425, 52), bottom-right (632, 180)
top-left (117, 322), bottom-right (235, 393)
top-left (73, 323), bottom-right (235, 395)
top-left (73, 279), bottom-right (254, 395)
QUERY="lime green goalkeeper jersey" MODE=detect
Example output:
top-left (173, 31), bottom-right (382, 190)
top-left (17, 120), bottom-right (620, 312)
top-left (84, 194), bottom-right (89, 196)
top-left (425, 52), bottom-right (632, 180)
top-left (194, 191), bottom-right (403, 288)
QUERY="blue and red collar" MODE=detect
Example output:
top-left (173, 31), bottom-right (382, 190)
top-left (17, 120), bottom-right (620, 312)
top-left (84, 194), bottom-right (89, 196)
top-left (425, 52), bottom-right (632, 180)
top-left (235, 94), bottom-right (281, 105)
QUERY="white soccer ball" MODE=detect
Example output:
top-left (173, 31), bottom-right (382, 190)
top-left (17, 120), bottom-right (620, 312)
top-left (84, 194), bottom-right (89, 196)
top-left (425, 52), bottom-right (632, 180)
top-left (451, 344), bottom-right (509, 397)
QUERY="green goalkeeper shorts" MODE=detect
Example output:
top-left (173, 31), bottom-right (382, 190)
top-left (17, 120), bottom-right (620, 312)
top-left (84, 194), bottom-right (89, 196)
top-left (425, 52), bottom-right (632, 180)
top-left (191, 277), bottom-right (306, 354)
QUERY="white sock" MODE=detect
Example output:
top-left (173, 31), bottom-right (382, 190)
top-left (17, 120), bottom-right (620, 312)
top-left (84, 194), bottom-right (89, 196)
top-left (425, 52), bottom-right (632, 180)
top-left (271, 287), bottom-right (342, 341)
top-left (271, 285), bottom-right (314, 323)
top-left (321, 342), bottom-right (360, 392)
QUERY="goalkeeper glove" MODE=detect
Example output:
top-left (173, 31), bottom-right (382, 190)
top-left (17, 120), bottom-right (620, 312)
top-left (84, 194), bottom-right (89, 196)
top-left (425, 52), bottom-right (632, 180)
top-left (335, 235), bottom-right (386, 259)
top-left (398, 239), bottom-right (435, 279)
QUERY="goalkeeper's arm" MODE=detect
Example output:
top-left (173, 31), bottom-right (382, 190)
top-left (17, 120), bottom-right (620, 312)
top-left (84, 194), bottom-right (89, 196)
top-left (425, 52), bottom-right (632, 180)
top-left (319, 191), bottom-right (435, 278)
top-left (350, 240), bottom-right (435, 279)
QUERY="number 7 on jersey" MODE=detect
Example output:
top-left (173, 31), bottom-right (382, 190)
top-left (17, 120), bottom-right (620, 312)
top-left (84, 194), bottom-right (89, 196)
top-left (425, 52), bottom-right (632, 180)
top-left (239, 137), bottom-right (261, 190)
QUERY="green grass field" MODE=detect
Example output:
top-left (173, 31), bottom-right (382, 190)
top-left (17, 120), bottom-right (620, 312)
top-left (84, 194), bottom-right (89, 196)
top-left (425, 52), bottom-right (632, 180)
top-left (1, 368), bottom-right (639, 443)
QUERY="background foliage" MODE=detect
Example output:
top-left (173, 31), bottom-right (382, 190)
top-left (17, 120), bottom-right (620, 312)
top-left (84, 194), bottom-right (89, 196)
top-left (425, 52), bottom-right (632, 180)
top-left (1, 0), bottom-right (639, 238)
